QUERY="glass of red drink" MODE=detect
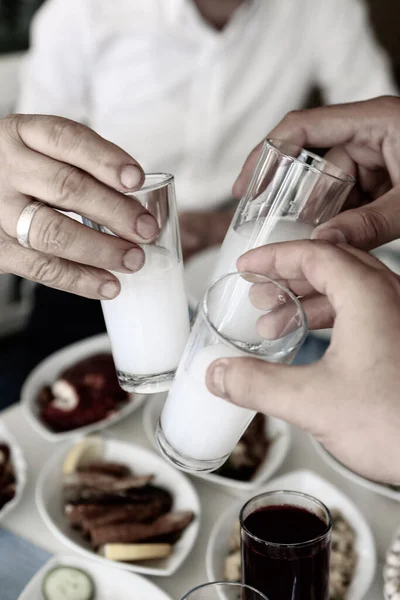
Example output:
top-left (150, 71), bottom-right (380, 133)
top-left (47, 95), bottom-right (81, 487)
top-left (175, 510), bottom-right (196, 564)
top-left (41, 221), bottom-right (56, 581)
top-left (240, 490), bottom-right (332, 600)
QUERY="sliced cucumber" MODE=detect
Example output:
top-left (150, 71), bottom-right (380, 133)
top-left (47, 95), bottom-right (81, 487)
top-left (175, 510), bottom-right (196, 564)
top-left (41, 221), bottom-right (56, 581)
top-left (42, 566), bottom-right (95, 600)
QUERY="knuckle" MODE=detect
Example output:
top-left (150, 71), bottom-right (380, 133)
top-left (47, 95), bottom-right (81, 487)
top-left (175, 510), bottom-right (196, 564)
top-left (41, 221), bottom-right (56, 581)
top-left (52, 164), bottom-right (87, 205)
top-left (0, 114), bottom-right (22, 149)
top-left (375, 95), bottom-right (400, 115)
top-left (30, 255), bottom-right (64, 285)
top-left (46, 117), bottom-right (81, 151)
top-left (0, 238), bottom-right (13, 273)
top-left (34, 214), bottom-right (73, 254)
top-left (358, 207), bottom-right (390, 246)
top-left (284, 109), bottom-right (305, 124)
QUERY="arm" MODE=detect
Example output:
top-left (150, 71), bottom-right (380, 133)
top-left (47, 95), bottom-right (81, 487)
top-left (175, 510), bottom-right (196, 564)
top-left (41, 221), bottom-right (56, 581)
top-left (17, 0), bottom-right (91, 121)
top-left (313, 0), bottom-right (398, 104)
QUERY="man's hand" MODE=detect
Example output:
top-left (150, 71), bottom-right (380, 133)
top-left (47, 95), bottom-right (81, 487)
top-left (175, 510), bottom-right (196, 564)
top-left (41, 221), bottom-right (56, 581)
top-left (233, 96), bottom-right (400, 251)
top-left (179, 209), bottom-right (234, 261)
top-left (0, 114), bottom-right (159, 299)
top-left (206, 240), bottom-right (400, 485)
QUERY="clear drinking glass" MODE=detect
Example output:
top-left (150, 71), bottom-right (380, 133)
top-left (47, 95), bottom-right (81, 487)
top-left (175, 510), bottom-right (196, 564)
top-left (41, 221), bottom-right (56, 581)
top-left (156, 271), bottom-right (307, 473)
top-left (180, 581), bottom-right (269, 600)
top-left (213, 139), bottom-right (355, 280)
top-left (84, 173), bottom-right (190, 394)
top-left (240, 491), bottom-right (332, 600)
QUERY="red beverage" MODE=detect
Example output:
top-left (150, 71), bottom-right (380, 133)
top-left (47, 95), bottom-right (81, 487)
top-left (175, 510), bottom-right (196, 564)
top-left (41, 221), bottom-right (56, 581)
top-left (241, 494), bottom-right (331, 600)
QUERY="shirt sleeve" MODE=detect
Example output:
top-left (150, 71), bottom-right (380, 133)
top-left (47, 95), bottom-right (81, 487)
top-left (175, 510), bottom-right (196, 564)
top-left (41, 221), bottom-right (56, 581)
top-left (17, 0), bottom-right (91, 122)
top-left (313, 0), bottom-right (398, 104)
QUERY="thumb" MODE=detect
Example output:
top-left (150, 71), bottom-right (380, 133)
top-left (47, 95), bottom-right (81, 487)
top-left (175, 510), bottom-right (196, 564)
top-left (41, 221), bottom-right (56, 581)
top-left (312, 186), bottom-right (400, 250)
top-left (206, 356), bottom-right (325, 431)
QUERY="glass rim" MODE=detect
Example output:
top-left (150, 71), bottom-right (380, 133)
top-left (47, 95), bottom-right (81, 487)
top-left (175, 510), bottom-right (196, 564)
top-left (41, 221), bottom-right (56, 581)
top-left (240, 489), bottom-right (332, 549)
top-left (266, 138), bottom-right (355, 185)
top-left (200, 271), bottom-right (308, 359)
top-left (125, 172), bottom-right (174, 195)
top-left (180, 580), bottom-right (269, 600)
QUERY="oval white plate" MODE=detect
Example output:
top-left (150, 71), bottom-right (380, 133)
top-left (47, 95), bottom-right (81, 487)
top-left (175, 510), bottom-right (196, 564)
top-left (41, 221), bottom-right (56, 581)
top-left (143, 393), bottom-right (291, 496)
top-left (17, 553), bottom-right (174, 600)
top-left (21, 333), bottom-right (147, 442)
top-left (0, 421), bottom-right (27, 522)
top-left (206, 469), bottom-right (376, 600)
top-left (35, 438), bottom-right (200, 577)
top-left (311, 437), bottom-right (400, 503)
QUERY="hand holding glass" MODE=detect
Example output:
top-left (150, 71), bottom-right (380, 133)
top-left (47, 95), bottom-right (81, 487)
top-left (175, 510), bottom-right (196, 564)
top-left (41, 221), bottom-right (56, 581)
top-left (156, 271), bottom-right (307, 473)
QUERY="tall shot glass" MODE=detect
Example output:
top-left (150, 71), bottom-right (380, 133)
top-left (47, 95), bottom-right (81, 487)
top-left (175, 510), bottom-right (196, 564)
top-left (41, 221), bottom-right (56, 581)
top-left (213, 139), bottom-right (355, 279)
top-left (180, 581), bottom-right (269, 600)
top-left (84, 173), bottom-right (190, 394)
top-left (156, 271), bottom-right (308, 473)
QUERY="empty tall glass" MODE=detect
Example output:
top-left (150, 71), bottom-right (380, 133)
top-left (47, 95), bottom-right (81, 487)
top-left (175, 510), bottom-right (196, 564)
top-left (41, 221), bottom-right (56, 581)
top-left (84, 173), bottom-right (190, 394)
top-left (213, 139), bottom-right (355, 280)
top-left (156, 271), bottom-right (307, 473)
top-left (180, 581), bottom-right (269, 600)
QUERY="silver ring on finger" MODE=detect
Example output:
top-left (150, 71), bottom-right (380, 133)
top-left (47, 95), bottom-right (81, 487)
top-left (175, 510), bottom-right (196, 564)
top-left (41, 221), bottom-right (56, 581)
top-left (16, 200), bottom-right (45, 249)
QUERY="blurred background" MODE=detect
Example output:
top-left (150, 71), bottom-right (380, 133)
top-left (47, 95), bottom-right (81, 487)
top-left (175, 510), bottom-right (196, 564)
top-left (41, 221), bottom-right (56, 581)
top-left (0, 0), bottom-right (399, 406)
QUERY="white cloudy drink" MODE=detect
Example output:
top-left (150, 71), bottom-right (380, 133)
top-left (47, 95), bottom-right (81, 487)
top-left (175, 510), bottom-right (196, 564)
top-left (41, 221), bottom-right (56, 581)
top-left (209, 217), bottom-right (314, 343)
top-left (213, 216), bottom-right (315, 280)
top-left (102, 245), bottom-right (190, 393)
top-left (159, 344), bottom-right (255, 465)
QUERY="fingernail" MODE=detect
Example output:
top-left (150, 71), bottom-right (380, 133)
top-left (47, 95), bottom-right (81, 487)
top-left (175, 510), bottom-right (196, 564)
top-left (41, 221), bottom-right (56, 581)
top-left (100, 280), bottom-right (120, 299)
top-left (209, 360), bottom-right (228, 397)
top-left (123, 247), bottom-right (145, 272)
top-left (313, 228), bottom-right (347, 244)
top-left (120, 165), bottom-right (142, 189)
top-left (136, 213), bottom-right (159, 240)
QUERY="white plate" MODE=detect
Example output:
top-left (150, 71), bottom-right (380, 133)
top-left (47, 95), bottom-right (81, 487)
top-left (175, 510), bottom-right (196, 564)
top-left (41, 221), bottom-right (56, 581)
top-left (142, 393), bottom-right (291, 496)
top-left (0, 421), bottom-right (27, 522)
top-left (184, 245), bottom-right (220, 309)
top-left (17, 553), bottom-right (174, 600)
top-left (206, 469), bottom-right (376, 600)
top-left (35, 437), bottom-right (200, 577)
top-left (311, 437), bottom-right (400, 503)
top-left (21, 333), bottom-right (147, 442)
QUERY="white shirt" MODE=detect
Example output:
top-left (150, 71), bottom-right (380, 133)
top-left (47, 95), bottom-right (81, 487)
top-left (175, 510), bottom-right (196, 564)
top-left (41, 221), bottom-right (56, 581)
top-left (18, 0), bottom-right (397, 211)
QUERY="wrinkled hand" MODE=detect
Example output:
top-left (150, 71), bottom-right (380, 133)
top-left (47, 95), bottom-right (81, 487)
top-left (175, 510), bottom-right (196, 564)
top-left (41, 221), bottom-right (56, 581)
top-left (207, 240), bottom-right (400, 484)
top-left (0, 114), bottom-right (159, 298)
top-left (233, 96), bottom-right (400, 251)
top-left (179, 209), bottom-right (233, 261)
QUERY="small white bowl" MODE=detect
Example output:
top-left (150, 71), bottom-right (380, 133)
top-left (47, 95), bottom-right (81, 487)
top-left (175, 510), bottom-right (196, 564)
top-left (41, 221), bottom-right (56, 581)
top-left (17, 553), bottom-right (174, 600)
top-left (35, 437), bottom-right (200, 577)
top-left (206, 469), bottom-right (376, 600)
top-left (142, 393), bottom-right (291, 496)
top-left (0, 421), bottom-right (27, 522)
top-left (21, 334), bottom-right (147, 442)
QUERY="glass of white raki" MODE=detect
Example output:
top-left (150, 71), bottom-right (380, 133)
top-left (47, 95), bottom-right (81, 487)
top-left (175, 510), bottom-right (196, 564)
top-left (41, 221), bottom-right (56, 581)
top-left (212, 138), bottom-right (355, 281)
top-left (156, 270), bottom-right (308, 473)
top-left (85, 173), bottom-right (190, 394)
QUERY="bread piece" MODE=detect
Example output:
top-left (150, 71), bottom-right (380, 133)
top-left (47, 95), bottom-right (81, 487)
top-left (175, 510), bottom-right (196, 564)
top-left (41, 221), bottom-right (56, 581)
top-left (101, 543), bottom-right (172, 562)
